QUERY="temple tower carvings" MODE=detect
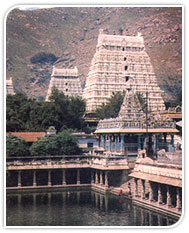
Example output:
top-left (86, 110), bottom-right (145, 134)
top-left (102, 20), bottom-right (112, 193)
top-left (46, 66), bottom-right (83, 101)
top-left (6, 77), bottom-right (15, 95)
top-left (83, 29), bottom-right (165, 113)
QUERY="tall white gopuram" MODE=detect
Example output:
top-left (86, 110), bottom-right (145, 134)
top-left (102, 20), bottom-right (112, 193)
top-left (46, 66), bottom-right (83, 101)
top-left (83, 29), bottom-right (165, 113)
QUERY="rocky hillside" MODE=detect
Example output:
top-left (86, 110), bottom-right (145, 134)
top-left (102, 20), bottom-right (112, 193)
top-left (6, 7), bottom-right (182, 101)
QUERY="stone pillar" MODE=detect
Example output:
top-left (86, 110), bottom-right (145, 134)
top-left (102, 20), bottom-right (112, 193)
top-left (166, 217), bottom-right (169, 226)
top-left (103, 135), bottom-right (106, 150)
top-left (141, 209), bottom-right (145, 225)
top-left (134, 178), bottom-right (138, 197)
top-left (121, 135), bottom-right (125, 152)
top-left (95, 192), bottom-right (98, 207)
top-left (115, 135), bottom-right (118, 152)
top-left (33, 170), bottom-right (37, 186)
top-left (98, 135), bottom-right (101, 148)
top-left (166, 185), bottom-right (171, 207)
top-left (48, 170), bottom-right (52, 186)
top-left (77, 192), bottom-right (80, 204)
top-left (100, 171), bottom-right (103, 185)
top-left (17, 194), bottom-right (21, 204)
top-left (18, 170), bottom-right (21, 187)
top-left (105, 195), bottom-right (109, 211)
top-left (105, 171), bottom-right (108, 187)
top-left (133, 205), bottom-right (136, 224)
top-left (77, 169), bottom-right (80, 185)
top-left (156, 135), bottom-right (159, 150)
top-left (149, 212), bottom-right (152, 226)
top-left (149, 182), bottom-right (153, 201)
top-left (141, 180), bottom-right (145, 199)
top-left (158, 184), bottom-right (163, 204)
top-left (33, 193), bottom-right (36, 206)
top-left (100, 194), bottom-right (103, 209)
top-left (62, 169), bottom-right (66, 185)
top-left (117, 135), bottom-right (121, 152)
top-left (157, 215), bottom-right (161, 226)
top-left (109, 136), bottom-right (112, 152)
top-left (171, 135), bottom-right (175, 152)
top-left (163, 133), bottom-right (167, 143)
top-left (176, 187), bottom-right (181, 210)
top-left (112, 135), bottom-right (115, 152)
top-left (138, 135), bottom-right (141, 150)
top-left (48, 193), bottom-right (52, 204)
top-left (95, 171), bottom-right (98, 184)
top-left (91, 170), bottom-right (94, 184)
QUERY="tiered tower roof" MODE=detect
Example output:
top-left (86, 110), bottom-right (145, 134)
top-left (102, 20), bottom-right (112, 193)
top-left (6, 77), bottom-right (15, 95)
top-left (83, 29), bottom-right (165, 113)
top-left (46, 66), bottom-right (83, 101)
top-left (97, 91), bottom-right (175, 131)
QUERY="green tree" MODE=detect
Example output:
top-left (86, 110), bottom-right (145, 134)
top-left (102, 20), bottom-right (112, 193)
top-left (49, 87), bottom-right (86, 131)
top-left (136, 92), bottom-right (147, 113)
top-left (29, 130), bottom-right (80, 156)
top-left (6, 134), bottom-right (30, 157)
top-left (6, 93), bottom-right (30, 131)
top-left (6, 89), bottom-right (86, 132)
top-left (29, 136), bottom-right (50, 156)
top-left (95, 91), bottom-right (125, 119)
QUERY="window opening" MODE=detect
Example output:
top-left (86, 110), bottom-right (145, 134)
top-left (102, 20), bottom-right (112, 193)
top-left (125, 76), bottom-right (129, 82)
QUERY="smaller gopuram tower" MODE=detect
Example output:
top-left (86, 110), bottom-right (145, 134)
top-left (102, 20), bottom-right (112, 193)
top-left (83, 29), bottom-right (165, 113)
top-left (46, 66), bottom-right (83, 101)
top-left (6, 77), bottom-right (15, 95)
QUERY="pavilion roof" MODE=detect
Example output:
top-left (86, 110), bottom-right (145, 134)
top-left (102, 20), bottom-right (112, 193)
top-left (6, 132), bottom-right (46, 142)
top-left (95, 128), bottom-right (179, 134)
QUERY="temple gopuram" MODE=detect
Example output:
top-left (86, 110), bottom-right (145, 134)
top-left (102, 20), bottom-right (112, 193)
top-left (83, 29), bottom-right (165, 113)
top-left (6, 77), bottom-right (15, 95)
top-left (46, 66), bottom-right (83, 101)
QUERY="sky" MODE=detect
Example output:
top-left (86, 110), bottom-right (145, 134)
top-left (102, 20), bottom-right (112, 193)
top-left (18, 6), bottom-right (54, 10)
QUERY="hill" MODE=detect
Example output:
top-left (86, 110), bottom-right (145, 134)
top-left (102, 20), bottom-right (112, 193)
top-left (6, 7), bottom-right (182, 101)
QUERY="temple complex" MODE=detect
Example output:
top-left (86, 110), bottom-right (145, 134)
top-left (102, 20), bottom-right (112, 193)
top-left (93, 85), bottom-right (182, 217)
top-left (6, 77), bottom-right (15, 95)
top-left (6, 29), bottom-right (182, 221)
top-left (95, 90), bottom-right (177, 157)
top-left (46, 66), bottom-right (83, 101)
top-left (83, 29), bottom-right (165, 113)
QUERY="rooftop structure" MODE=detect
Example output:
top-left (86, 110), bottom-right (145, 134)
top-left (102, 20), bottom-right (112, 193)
top-left (83, 29), bottom-right (165, 113)
top-left (46, 66), bottom-right (83, 101)
top-left (6, 132), bottom-right (46, 142)
top-left (95, 90), bottom-right (178, 158)
top-left (6, 77), bottom-right (15, 95)
top-left (97, 91), bottom-right (175, 132)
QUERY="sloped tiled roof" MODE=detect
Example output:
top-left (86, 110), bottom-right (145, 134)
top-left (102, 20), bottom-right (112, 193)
top-left (6, 132), bottom-right (46, 142)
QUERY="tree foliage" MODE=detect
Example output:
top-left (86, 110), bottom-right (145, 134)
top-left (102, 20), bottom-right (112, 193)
top-left (95, 91), bottom-right (125, 119)
top-left (136, 92), bottom-right (147, 113)
top-left (29, 131), bottom-right (80, 156)
top-left (6, 134), bottom-right (30, 157)
top-left (6, 89), bottom-right (86, 132)
top-left (30, 52), bottom-right (58, 64)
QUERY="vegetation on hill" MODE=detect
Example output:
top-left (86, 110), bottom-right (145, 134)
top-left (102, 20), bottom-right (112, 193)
top-left (30, 52), bottom-right (58, 64)
top-left (6, 7), bottom-right (182, 101)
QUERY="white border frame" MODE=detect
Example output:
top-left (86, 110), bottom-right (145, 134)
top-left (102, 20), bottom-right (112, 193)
top-left (2, 2), bottom-right (185, 231)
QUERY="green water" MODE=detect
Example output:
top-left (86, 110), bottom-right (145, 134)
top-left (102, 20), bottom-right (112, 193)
top-left (6, 190), bottom-right (179, 226)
